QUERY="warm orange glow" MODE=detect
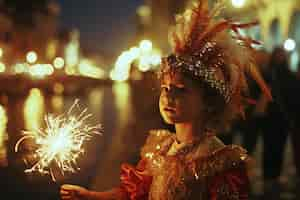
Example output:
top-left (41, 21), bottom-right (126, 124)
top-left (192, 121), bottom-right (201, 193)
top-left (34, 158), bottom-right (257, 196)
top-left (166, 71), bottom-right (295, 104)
top-left (139, 40), bottom-right (152, 53)
top-left (53, 57), bottom-right (65, 69)
top-left (137, 5), bottom-right (151, 18)
top-left (88, 88), bottom-right (104, 114)
top-left (78, 59), bottom-right (105, 79)
top-left (53, 83), bottom-right (64, 95)
top-left (51, 95), bottom-right (64, 113)
top-left (137, 5), bottom-right (151, 25)
top-left (0, 48), bottom-right (3, 58)
top-left (0, 104), bottom-right (8, 166)
top-left (231, 0), bottom-right (246, 8)
top-left (0, 105), bottom-right (7, 135)
top-left (138, 48), bottom-right (161, 72)
top-left (26, 51), bottom-right (38, 64)
top-left (46, 40), bottom-right (57, 60)
top-left (110, 40), bottom-right (161, 81)
top-left (110, 48), bottom-right (139, 81)
top-left (112, 82), bottom-right (131, 147)
top-left (0, 105), bottom-right (7, 143)
top-left (14, 63), bottom-right (28, 74)
top-left (65, 67), bottom-right (76, 75)
top-left (65, 30), bottom-right (79, 75)
top-left (29, 64), bottom-right (54, 78)
top-left (0, 62), bottom-right (5, 73)
top-left (24, 88), bottom-right (45, 132)
top-left (151, 53), bottom-right (162, 66)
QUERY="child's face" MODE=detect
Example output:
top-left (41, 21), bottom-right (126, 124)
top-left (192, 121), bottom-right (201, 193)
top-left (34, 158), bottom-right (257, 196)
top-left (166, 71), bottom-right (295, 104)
top-left (159, 72), bottom-right (204, 124)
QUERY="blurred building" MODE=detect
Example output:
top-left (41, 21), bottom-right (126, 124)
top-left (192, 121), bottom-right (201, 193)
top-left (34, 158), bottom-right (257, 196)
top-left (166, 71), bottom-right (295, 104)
top-left (136, 0), bottom-right (300, 55)
top-left (0, 0), bottom-right (60, 69)
top-left (222, 0), bottom-right (300, 70)
top-left (136, 0), bottom-right (187, 54)
top-left (222, 0), bottom-right (300, 49)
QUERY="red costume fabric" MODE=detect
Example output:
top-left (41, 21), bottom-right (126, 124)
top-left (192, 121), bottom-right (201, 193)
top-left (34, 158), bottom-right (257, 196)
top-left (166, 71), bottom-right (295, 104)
top-left (120, 160), bottom-right (152, 200)
top-left (120, 130), bottom-right (250, 200)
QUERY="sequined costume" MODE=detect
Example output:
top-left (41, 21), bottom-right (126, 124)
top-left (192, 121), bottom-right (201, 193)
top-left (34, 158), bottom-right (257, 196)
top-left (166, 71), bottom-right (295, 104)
top-left (120, 129), bottom-right (249, 200)
top-left (119, 0), bottom-right (269, 199)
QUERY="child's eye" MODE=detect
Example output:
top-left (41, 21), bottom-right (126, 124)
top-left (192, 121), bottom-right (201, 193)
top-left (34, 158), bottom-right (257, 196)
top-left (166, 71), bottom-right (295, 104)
top-left (160, 85), bottom-right (187, 94)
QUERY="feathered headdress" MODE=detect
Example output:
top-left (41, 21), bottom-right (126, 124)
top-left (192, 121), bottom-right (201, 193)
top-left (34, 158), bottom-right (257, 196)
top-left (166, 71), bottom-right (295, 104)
top-left (160, 0), bottom-right (272, 116)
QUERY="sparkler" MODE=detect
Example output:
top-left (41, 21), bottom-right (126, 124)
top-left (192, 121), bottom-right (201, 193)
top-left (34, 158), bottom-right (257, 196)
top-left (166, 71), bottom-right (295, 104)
top-left (15, 99), bottom-right (102, 181)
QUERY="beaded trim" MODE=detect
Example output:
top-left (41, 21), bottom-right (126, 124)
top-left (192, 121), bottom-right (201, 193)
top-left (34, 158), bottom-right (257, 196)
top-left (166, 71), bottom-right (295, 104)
top-left (159, 42), bottom-right (231, 103)
top-left (169, 132), bottom-right (216, 156)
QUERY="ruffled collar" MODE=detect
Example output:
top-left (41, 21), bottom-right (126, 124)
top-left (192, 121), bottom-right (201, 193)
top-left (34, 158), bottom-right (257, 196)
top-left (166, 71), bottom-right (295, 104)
top-left (167, 131), bottom-right (215, 156)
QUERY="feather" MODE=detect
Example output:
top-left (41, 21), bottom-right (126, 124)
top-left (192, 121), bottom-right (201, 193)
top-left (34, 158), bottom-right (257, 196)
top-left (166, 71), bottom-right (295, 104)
top-left (195, 20), bottom-right (230, 49)
top-left (248, 62), bottom-right (273, 101)
top-left (210, 0), bottom-right (226, 18)
top-left (165, 0), bottom-right (271, 118)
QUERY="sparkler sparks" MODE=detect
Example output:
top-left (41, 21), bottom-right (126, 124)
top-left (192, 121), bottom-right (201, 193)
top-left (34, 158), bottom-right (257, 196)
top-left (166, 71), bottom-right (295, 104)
top-left (15, 99), bottom-right (102, 181)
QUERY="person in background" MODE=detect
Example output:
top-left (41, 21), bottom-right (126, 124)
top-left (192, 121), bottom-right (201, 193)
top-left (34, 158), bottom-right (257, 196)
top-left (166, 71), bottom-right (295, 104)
top-left (268, 48), bottom-right (300, 189)
top-left (261, 47), bottom-right (290, 195)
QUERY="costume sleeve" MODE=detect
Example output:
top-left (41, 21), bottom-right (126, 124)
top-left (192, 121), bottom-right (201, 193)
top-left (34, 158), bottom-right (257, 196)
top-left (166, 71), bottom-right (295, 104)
top-left (120, 159), bottom-right (152, 200)
top-left (209, 167), bottom-right (249, 200)
top-left (120, 130), bottom-right (170, 200)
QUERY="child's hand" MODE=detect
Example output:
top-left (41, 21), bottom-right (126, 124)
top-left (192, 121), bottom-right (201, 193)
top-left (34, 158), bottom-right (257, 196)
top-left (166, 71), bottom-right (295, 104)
top-left (60, 184), bottom-right (90, 200)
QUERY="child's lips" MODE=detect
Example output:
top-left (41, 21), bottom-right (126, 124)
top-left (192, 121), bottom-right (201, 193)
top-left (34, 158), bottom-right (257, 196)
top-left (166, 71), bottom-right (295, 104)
top-left (164, 107), bottom-right (176, 113)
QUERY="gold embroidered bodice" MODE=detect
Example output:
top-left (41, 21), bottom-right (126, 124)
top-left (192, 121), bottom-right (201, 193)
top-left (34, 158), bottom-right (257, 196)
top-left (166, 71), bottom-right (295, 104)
top-left (140, 129), bottom-right (249, 200)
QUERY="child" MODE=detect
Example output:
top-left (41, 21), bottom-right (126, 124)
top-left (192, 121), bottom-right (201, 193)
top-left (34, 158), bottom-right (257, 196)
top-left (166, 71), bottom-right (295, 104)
top-left (60, 0), bottom-right (271, 199)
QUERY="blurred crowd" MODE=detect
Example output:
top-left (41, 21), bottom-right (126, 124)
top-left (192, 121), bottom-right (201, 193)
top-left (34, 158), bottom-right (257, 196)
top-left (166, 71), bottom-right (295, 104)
top-left (218, 46), bottom-right (300, 198)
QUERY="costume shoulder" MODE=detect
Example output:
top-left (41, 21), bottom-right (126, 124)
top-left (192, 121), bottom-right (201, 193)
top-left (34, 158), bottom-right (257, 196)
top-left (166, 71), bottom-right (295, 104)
top-left (192, 137), bottom-right (249, 178)
top-left (208, 144), bottom-right (249, 174)
top-left (140, 129), bottom-right (173, 158)
top-left (204, 138), bottom-right (250, 199)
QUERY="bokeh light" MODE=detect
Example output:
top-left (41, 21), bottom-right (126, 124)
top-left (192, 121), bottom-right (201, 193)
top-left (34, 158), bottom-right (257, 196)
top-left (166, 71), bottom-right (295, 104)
top-left (284, 39), bottom-right (296, 51)
top-left (231, 0), bottom-right (246, 8)
top-left (53, 57), bottom-right (65, 69)
top-left (0, 62), bottom-right (5, 73)
top-left (26, 51), bottom-right (38, 64)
